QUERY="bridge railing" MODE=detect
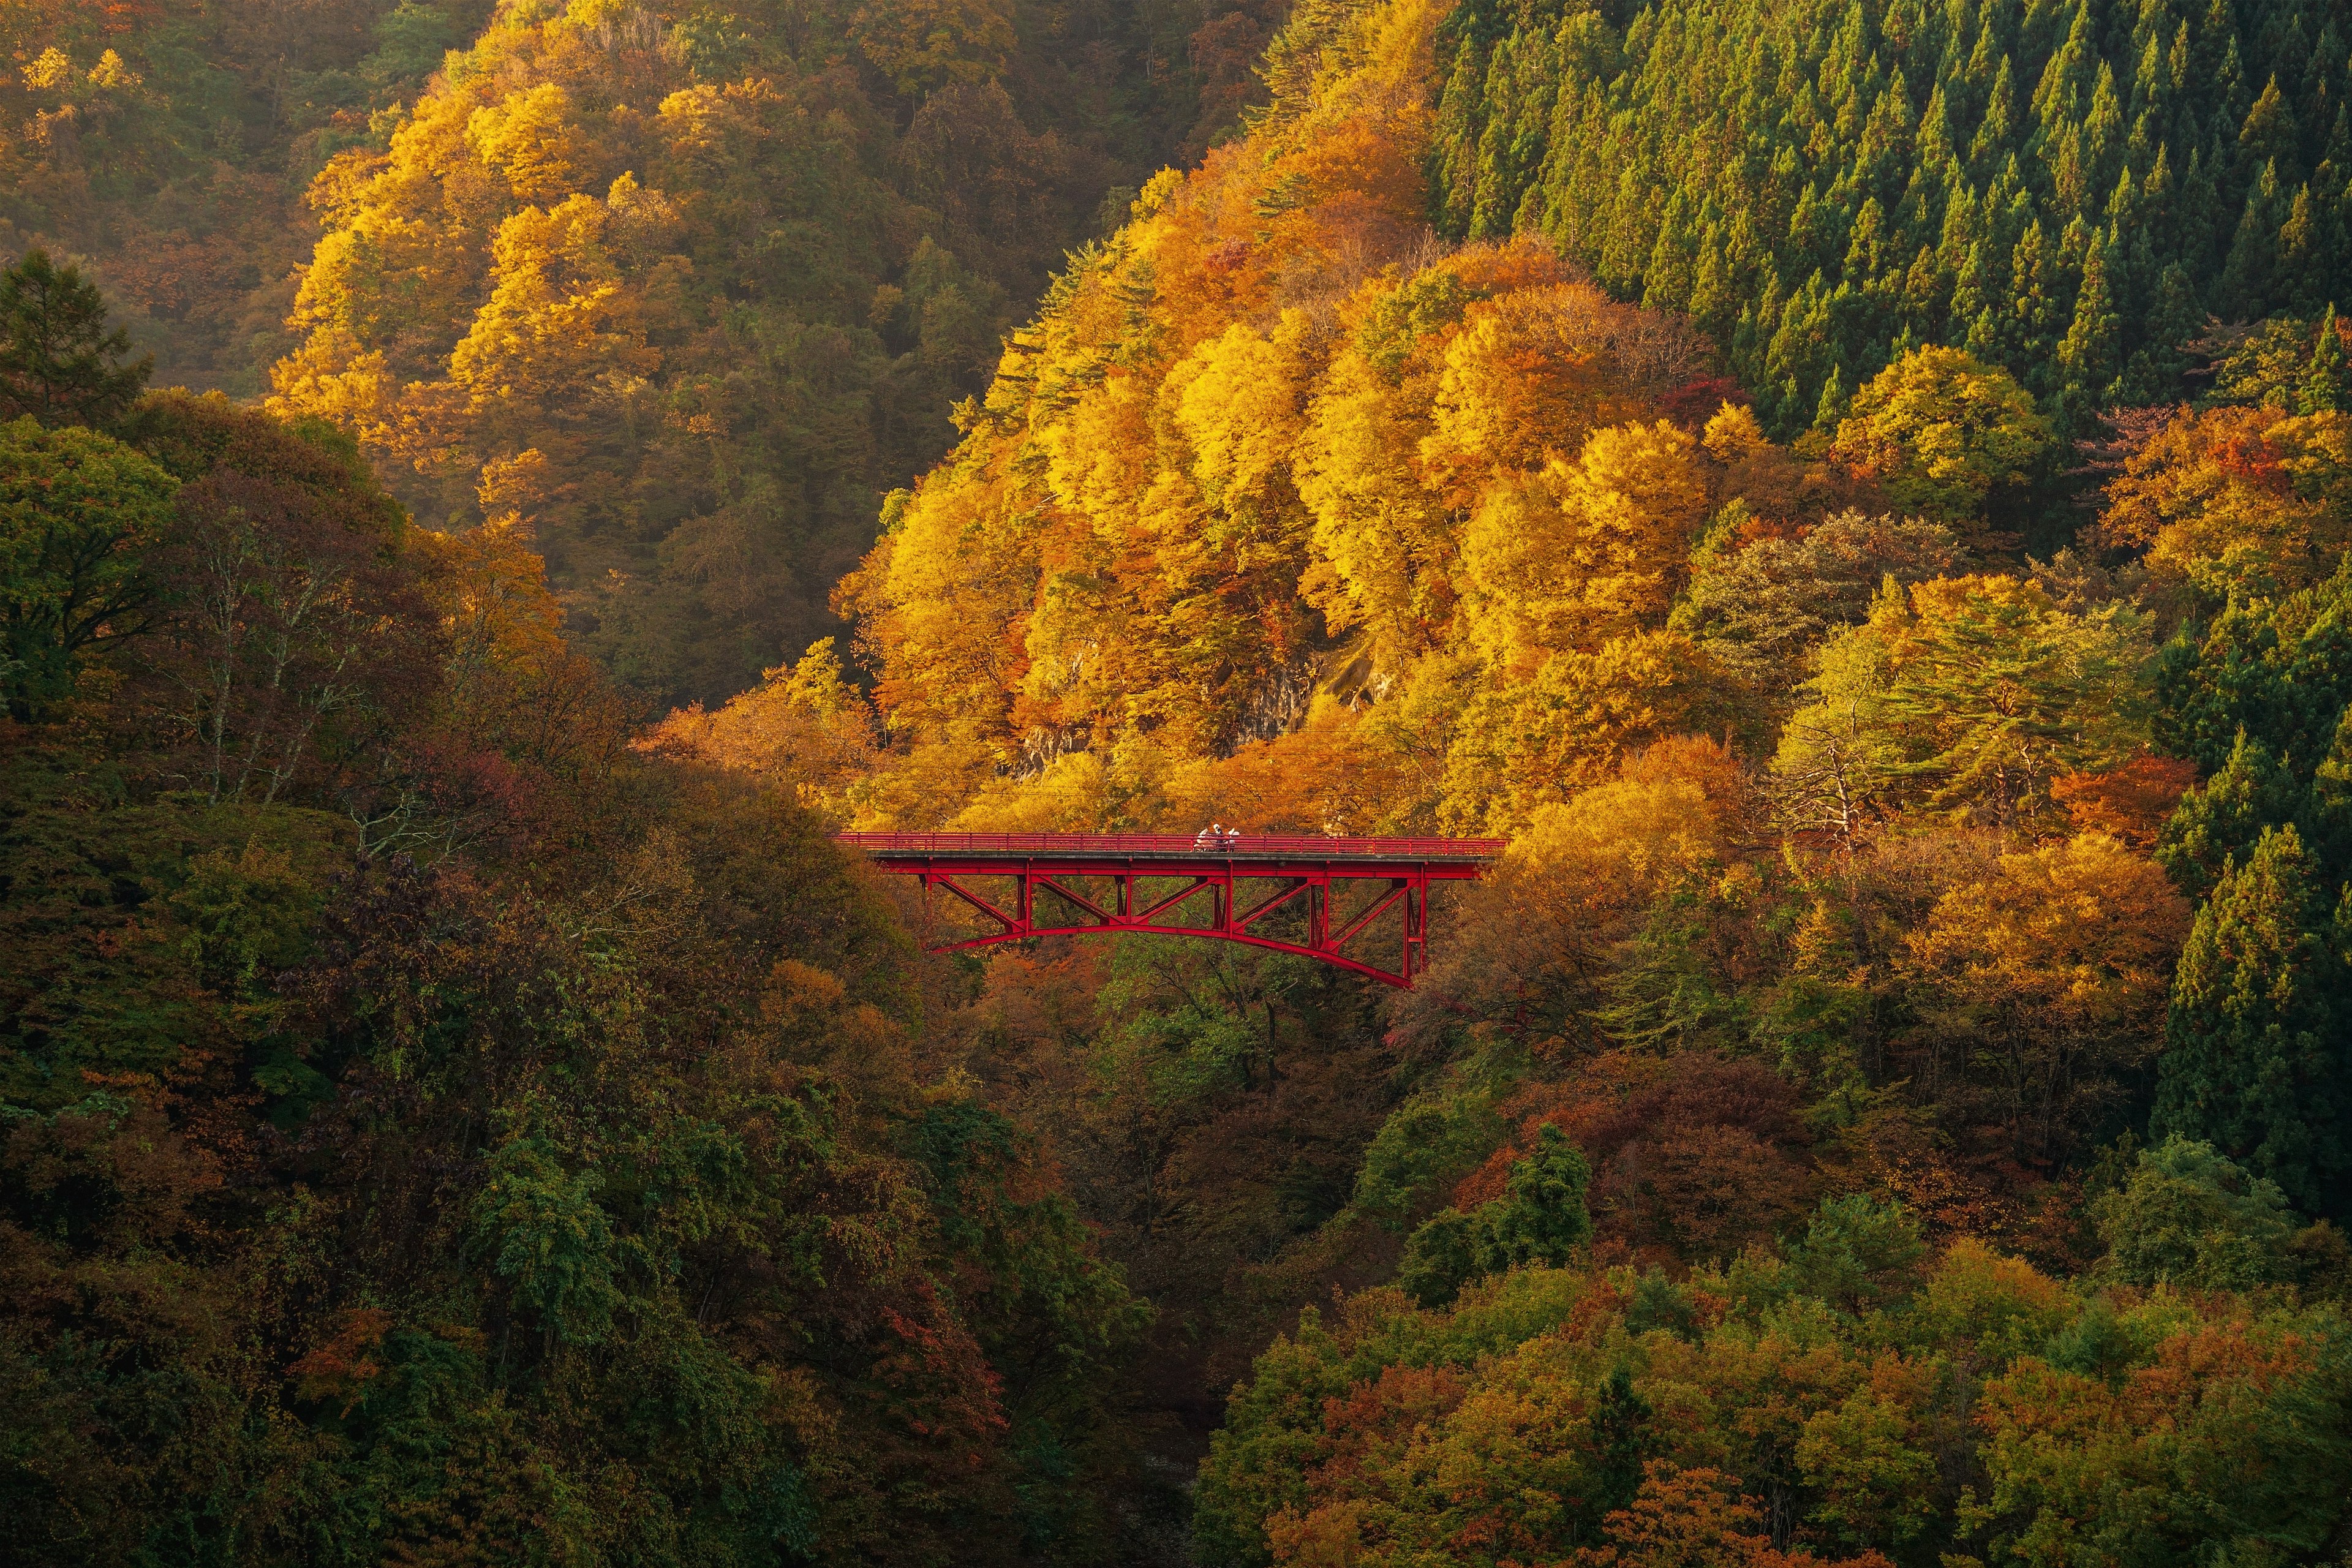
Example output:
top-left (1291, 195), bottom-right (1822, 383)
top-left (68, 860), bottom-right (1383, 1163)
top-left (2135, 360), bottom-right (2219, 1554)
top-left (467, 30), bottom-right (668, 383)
top-left (836, 831), bottom-right (1507, 859)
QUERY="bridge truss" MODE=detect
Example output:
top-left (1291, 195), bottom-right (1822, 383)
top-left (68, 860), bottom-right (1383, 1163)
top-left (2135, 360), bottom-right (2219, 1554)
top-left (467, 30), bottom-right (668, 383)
top-left (837, 833), bottom-right (1504, 987)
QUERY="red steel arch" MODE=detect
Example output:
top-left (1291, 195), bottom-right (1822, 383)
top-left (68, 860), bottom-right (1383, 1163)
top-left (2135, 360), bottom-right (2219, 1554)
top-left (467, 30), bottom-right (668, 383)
top-left (837, 832), bottom-right (1504, 987)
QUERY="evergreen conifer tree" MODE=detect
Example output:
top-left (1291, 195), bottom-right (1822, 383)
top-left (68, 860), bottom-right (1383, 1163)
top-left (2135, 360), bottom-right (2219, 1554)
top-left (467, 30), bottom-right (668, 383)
top-left (2154, 825), bottom-right (2352, 1216)
top-left (1478, 1124), bottom-right (1594, 1270)
top-left (0, 250), bottom-right (151, 430)
top-left (1423, 0), bottom-right (2352, 434)
top-left (2297, 304), bottom-right (2351, 412)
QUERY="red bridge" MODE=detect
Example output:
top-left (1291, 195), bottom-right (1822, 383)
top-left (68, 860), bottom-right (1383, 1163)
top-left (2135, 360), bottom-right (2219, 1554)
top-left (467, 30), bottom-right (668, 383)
top-left (837, 832), bottom-right (1505, 987)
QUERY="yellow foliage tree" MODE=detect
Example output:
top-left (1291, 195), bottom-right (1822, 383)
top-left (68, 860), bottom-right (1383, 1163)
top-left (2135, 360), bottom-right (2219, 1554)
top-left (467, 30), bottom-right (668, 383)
top-left (1828, 347), bottom-right (2051, 532)
top-left (466, 82), bottom-right (598, 206)
top-left (1904, 832), bottom-right (2192, 1158)
top-left (447, 186), bottom-right (663, 445)
top-left (1401, 735), bottom-right (1745, 1053)
top-left (641, 638), bottom-right (883, 813)
top-left (1294, 345), bottom-right (1450, 645)
top-left (1423, 282), bottom-right (1670, 493)
top-left (1458, 420), bottom-right (1711, 668)
top-left (2096, 404), bottom-right (2352, 603)
top-left (1442, 630), bottom-right (1722, 831)
top-left (835, 0), bottom-right (1773, 837)
top-left (850, 0), bottom-right (1017, 96)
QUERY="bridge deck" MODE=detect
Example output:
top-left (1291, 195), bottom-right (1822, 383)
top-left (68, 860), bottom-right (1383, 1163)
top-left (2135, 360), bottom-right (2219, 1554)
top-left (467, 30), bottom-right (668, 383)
top-left (836, 831), bottom-right (1505, 865)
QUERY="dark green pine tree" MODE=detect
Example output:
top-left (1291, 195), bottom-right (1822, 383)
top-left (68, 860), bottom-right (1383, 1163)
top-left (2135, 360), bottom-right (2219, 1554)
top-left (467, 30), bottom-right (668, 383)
top-left (1588, 1364), bottom-right (1656, 1523)
top-left (2218, 160), bottom-right (2284, 315)
top-left (1478, 1123), bottom-right (1594, 1269)
top-left (0, 250), bottom-right (152, 430)
top-left (1972, 56), bottom-right (2018, 168)
top-left (2275, 186), bottom-right (2329, 314)
top-left (1428, 39), bottom-right (1492, 236)
top-left (1813, 361), bottom-right (1851, 429)
top-left (2056, 233), bottom-right (2122, 428)
top-left (2158, 731), bottom-right (2312, 900)
top-left (2179, 143), bottom-right (2224, 276)
top-left (2237, 76), bottom-right (2299, 185)
top-left (2117, 263), bottom-right (2201, 401)
top-left (2154, 824), bottom-right (2352, 1218)
top-left (2007, 219), bottom-right (2060, 368)
top-left (2302, 707), bottom-right (2352, 876)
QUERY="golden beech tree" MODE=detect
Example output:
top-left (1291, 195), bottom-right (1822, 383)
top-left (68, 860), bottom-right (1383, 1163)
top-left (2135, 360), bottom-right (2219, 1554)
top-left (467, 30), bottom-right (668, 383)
top-left (1827, 347), bottom-right (2051, 532)
top-left (467, 82), bottom-right (602, 206)
top-left (1439, 631), bottom-right (1722, 831)
top-left (1295, 343), bottom-right (1451, 646)
top-left (843, 234), bottom-right (1741, 834)
top-left (1398, 737), bottom-right (1747, 1055)
top-left (1459, 420), bottom-right (1712, 669)
top-left (2097, 404), bottom-right (2352, 603)
top-left (1904, 833), bottom-right (2192, 1161)
top-left (1423, 285), bottom-right (1624, 481)
top-left (837, 470), bottom-right (1039, 740)
top-left (1168, 317), bottom-right (1316, 515)
top-left (447, 186), bottom-right (665, 447)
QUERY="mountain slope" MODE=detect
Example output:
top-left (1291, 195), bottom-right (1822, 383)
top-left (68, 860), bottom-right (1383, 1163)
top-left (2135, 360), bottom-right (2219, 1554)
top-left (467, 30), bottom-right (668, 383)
top-left (7, 0), bottom-right (1287, 703)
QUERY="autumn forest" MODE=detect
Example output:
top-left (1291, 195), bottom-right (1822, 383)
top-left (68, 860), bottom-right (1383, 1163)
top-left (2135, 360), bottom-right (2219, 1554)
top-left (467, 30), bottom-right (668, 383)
top-left (4, 0), bottom-right (2352, 1558)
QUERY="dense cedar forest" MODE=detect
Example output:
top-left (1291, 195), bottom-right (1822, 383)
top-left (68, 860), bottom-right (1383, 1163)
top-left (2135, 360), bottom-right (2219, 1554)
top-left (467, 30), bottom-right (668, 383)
top-left (1427, 0), bottom-right (2352, 439)
top-left (7, 0), bottom-right (2352, 1556)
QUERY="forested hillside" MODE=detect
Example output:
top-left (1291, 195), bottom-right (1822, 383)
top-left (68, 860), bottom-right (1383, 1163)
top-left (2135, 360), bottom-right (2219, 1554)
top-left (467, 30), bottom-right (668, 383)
top-left (11, 0), bottom-right (2352, 1555)
top-left (0, 263), bottom-right (1155, 1561)
top-left (6, 0), bottom-right (1282, 704)
top-left (2, 0), bottom-right (494, 393)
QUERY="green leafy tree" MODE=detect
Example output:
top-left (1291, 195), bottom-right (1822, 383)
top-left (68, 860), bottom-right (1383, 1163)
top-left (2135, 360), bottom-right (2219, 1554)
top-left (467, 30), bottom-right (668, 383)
top-left (0, 417), bottom-right (178, 721)
top-left (1399, 1205), bottom-right (1487, 1308)
top-left (1775, 574), bottom-right (2152, 833)
top-left (2094, 1136), bottom-right (2301, 1289)
top-left (469, 1133), bottom-right (625, 1348)
top-left (1784, 1193), bottom-right (1925, 1314)
top-left (1352, 1083), bottom-right (1506, 1232)
top-left (1479, 1123), bottom-right (1595, 1269)
top-left (0, 251), bottom-right (151, 430)
top-left (1397, 1125), bottom-right (1594, 1305)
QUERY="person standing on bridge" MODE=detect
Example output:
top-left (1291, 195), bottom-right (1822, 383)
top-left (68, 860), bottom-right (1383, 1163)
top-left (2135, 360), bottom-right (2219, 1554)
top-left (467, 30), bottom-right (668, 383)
top-left (1196, 822), bottom-right (1221, 848)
